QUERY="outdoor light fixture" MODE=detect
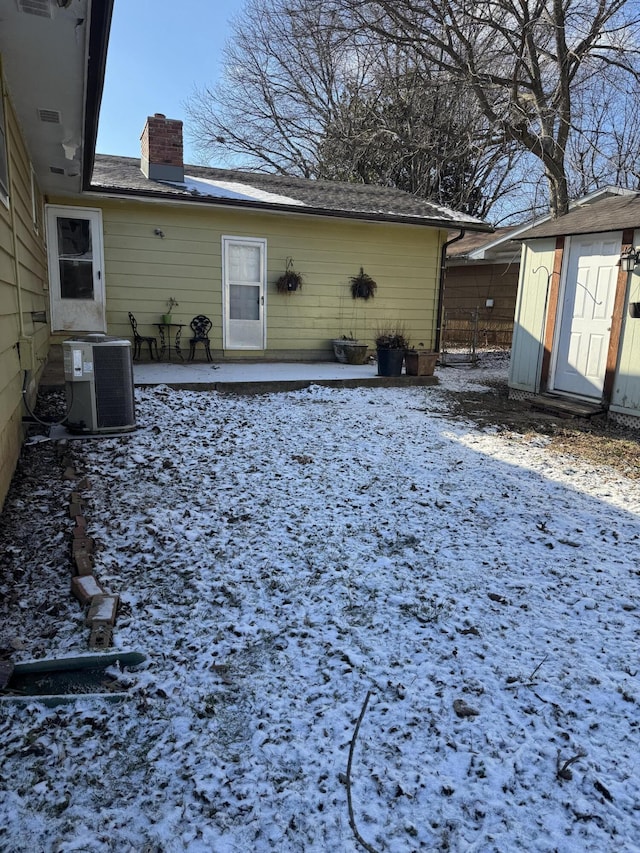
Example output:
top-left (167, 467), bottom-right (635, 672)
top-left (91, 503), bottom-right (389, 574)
top-left (620, 248), bottom-right (640, 272)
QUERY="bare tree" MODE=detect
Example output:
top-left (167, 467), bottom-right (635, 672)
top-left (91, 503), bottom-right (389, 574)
top-left (315, 54), bottom-right (523, 216)
top-left (186, 0), bottom-right (522, 216)
top-left (567, 70), bottom-right (640, 197)
top-left (324, 0), bottom-right (640, 217)
top-left (186, 0), bottom-right (371, 177)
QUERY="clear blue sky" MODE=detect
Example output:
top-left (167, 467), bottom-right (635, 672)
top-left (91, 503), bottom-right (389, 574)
top-left (96, 0), bottom-right (246, 164)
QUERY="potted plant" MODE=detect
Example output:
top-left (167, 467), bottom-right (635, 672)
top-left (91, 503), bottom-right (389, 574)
top-left (349, 267), bottom-right (377, 300)
top-left (332, 332), bottom-right (369, 365)
top-left (276, 258), bottom-right (304, 293)
top-left (375, 324), bottom-right (409, 376)
top-left (405, 344), bottom-right (439, 376)
top-left (162, 297), bottom-right (178, 325)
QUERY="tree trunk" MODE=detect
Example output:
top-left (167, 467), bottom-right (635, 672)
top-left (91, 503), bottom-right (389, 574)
top-left (546, 168), bottom-right (570, 218)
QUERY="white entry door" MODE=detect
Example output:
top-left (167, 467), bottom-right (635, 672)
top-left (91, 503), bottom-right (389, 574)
top-left (222, 236), bottom-right (266, 349)
top-left (46, 206), bottom-right (106, 332)
top-left (552, 232), bottom-right (621, 399)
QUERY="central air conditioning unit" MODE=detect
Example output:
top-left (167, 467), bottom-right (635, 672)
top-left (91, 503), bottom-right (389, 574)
top-left (63, 335), bottom-right (136, 434)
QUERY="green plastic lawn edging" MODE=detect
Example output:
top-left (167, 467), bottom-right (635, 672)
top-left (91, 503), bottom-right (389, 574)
top-left (0, 651), bottom-right (146, 706)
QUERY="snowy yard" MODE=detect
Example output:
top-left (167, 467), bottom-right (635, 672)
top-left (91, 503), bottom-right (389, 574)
top-left (1, 359), bottom-right (640, 852)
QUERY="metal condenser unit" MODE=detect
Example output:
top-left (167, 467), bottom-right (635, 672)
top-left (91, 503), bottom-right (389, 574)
top-left (63, 335), bottom-right (136, 434)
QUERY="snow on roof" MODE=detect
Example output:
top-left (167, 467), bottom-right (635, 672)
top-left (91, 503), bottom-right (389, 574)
top-left (90, 155), bottom-right (493, 231)
top-left (179, 176), bottom-right (307, 207)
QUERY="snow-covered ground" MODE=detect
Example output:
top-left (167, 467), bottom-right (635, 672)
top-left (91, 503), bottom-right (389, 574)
top-left (1, 358), bottom-right (640, 852)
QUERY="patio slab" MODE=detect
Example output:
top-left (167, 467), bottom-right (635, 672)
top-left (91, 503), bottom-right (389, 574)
top-left (41, 355), bottom-right (438, 393)
top-left (133, 360), bottom-right (438, 392)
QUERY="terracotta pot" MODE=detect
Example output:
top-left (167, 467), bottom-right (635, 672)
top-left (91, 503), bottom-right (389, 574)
top-left (405, 350), bottom-right (438, 376)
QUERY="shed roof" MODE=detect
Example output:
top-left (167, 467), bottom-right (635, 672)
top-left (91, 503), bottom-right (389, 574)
top-left (519, 192), bottom-right (640, 240)
top-left (90, 155), bottom-right (492, 231)
top-left (447, 226), bottom-right (520, 259)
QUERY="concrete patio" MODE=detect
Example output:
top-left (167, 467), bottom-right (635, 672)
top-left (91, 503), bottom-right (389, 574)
top-left (40, 349), bottom-right (439, 393)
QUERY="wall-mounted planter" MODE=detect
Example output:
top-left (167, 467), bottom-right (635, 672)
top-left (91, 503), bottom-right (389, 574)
top-left (276, 258), bottom-right (304, 293)
top-left (405, 350), bottom-right (438, 376)
top-left (349, 267), bottom-right (377, 300)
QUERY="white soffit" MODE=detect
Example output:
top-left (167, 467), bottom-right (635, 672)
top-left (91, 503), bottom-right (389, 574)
top-left (0, 0), bottom-right (91, 194)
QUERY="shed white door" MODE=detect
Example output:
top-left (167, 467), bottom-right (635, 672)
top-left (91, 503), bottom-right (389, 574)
top-left (552, 232), bottom-right (621, 399)
top-left (47, 206), bottom-right (106, 332)
top-left (222, 237), bottom-right (266, 349)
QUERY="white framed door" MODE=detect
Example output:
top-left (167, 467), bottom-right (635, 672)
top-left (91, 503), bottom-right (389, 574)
top-left (222, 236), bottom-right (266, 349)
top-left (552, 232), bottom-right (621, 399)
top-left (46, 206), bottom-right (106, 332)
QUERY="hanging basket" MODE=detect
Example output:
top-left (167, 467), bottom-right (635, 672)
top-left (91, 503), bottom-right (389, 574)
top-left (276, 258), bottom-right (304, 293)
top-left (349, 267), bottom-right (377, 300)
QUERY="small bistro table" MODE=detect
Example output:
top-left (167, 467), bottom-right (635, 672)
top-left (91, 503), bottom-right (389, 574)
top-left (155, 322), bottom-right (185, 361)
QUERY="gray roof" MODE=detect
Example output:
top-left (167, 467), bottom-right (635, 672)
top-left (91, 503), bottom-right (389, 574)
top-left (519, 192), bottom-right (640, 240)
top-left (447, 226), bottom-right (519, 258)
top-left (90, 155), bottom-right (492, 232)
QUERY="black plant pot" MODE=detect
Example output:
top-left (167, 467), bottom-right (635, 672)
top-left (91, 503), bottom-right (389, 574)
top-left (377, 347), bottom-right (405, 376)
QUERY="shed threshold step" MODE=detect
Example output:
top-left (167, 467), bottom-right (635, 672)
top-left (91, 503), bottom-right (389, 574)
top-left (530, 394), bottom-right (606, 419)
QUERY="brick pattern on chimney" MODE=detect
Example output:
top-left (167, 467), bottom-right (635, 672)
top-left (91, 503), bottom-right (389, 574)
top-left (140, 113), bottom-right (184, 180)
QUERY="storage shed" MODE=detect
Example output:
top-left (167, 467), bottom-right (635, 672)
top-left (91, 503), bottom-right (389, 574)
top-left (509, 192), bottom-right (640, 428)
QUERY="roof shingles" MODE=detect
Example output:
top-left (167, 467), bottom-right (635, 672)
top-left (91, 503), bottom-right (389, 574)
top-left (90, 155), bottom-right (492, 231)
top-left (519, 193), bottom-right (640, 240)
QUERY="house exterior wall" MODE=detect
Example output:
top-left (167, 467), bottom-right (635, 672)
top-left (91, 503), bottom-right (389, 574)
top-left (49, 195), bottom-right (444, 358)
top-left (508, 239), bottom-right (557, 392)
top-left (610, 259), bottom-right (640, 420)
top-left (0, 75), bottom-right (49, 510)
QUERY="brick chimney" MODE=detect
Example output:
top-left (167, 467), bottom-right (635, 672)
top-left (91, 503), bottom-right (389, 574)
top-left (140, 113), bottom-right (184, 182)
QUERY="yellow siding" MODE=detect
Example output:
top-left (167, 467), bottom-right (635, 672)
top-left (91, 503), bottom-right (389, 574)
top-left (53, 196), bottom-right (444, 357)
top-left (508, 239), bottom-right (557, 391)
top-left (0, 70), bottom-right (49, 509)
top-left (611, 261), bottom-right (640, 415)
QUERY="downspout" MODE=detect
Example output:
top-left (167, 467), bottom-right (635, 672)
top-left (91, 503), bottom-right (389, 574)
top-left (0, 59), bottom-right (26, 340)
top-left (435, 229), bottom-right (466, 353)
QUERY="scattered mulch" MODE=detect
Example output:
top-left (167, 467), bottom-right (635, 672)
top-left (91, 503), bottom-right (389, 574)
top-left (442, 377), bottom-right (640, 480)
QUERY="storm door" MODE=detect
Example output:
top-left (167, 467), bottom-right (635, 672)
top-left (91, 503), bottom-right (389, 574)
top-left (222, 236), bottom-right (266, 349)
top-left (46, 206), bottom-right (106, 332)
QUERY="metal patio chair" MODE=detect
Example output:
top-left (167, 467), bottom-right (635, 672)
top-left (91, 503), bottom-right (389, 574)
top-left (128, 312), bottom-right (158, 361)
top-left (188, 315), bottom-right (213, 362)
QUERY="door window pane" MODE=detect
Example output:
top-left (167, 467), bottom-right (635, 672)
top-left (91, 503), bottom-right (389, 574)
top-left (230, 285), bottom-right (260, 320)
top-left (59, 260), bottom-right (94, 299)
top-left (229, 244), bottom-right (260, 281)
top-left (57, 218), bottom-right (94, 299)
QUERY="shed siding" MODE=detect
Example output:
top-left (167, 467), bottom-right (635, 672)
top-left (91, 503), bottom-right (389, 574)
top-left (51, 196), bottom-right (443, 357)
top-left (0, 76), bottom-right (48, 509)
top-left (508, 239), bottom-right (557, 391)
top-left (611, 260), bottom-right (640, 415)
